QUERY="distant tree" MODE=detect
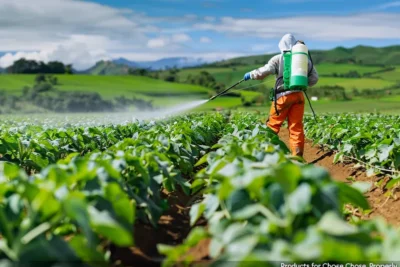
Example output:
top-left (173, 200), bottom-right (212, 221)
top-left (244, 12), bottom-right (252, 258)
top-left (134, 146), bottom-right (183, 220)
top-left (65, 64), bottom-right (73, 74)
top-left (6, 58), bottom-right (72, 74)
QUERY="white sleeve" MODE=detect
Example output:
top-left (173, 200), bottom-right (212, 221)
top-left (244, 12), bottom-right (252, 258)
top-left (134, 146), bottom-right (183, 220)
top-left (250, 55), bottom-right (279, 80)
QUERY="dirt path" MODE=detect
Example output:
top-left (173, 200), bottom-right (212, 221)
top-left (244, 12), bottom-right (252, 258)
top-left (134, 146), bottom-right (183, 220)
top-left (279, 128), bottom-right (400, 226)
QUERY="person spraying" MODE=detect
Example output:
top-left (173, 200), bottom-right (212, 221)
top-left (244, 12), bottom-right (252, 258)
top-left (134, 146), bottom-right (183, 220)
top-left (243, 33), bottom-right (319, 157)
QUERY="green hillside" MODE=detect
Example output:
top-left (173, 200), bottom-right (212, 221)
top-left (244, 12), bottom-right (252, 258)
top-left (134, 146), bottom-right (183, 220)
top-left (0, 74), bottom-right (211, 98)
top-left (85, 61), bottom-right (131, 75)
top-left (204, 45), bottom-right (400, 67)
top-left (371, 67), bottom-right (400, 81)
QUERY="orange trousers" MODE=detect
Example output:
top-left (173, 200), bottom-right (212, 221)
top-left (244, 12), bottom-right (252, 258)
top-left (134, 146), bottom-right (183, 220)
top-left (267, 92), bottom-right (305, 156)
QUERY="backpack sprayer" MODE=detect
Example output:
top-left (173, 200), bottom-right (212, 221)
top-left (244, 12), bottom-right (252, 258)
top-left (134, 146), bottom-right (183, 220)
top-left (209, 41), bottom-right (317, 122)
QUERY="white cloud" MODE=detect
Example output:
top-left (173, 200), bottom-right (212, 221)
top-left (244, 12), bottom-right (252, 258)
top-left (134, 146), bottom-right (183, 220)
top-left (172, 33), bottom-right (192, 43)
top-left (147, 34), bottom-right (192, 49)
top-left (0, 0), bottom-right (148, 69)
top-left (147, 38), bottom-right (169, 48)
top-left (111, 51), bottom-right (246, 62)
top-left (200, 37), bottom-right (212, 43)
top-left (378, 1), bottom-right (400, 9)
top-left (0, 0), bottom-right (399, 70)
top-left (194, 13), bottom-right (400, 41)
top-left (251, 44), bottom-right (271, 52)
top-left (0, 41), bottom-right (109, 70)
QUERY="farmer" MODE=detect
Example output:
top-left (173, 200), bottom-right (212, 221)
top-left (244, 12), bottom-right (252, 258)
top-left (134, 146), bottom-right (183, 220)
top-left (243, 33), bottom-right (319, 157)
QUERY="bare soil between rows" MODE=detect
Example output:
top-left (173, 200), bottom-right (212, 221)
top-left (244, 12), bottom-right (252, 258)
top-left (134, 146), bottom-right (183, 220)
top-left (110, 189), bottom-right (209, 267)
top-left (110, 127), bottom-right (400, 266)
top-left (279, 128), bottom-right (400, 226)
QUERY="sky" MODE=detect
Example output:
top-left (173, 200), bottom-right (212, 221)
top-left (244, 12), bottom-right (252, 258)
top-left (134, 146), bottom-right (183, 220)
top-left (0, 0), bottom-right (399, 70)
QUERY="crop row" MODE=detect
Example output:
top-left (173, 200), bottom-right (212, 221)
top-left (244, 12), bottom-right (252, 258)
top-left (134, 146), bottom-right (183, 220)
top-left (304, 114), bottom-right (400, 177)
top-left (159, 112), bottom-right (400, 265)
top-left (0, 112), bottom-right (226, 265)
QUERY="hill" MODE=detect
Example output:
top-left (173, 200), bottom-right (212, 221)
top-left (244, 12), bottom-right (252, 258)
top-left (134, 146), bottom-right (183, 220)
top-left (204, 45), bottom-right (400, 67)
top-left (111, 57), bottom-right (206, 70)
top-left (84, 57), bottom-right (208, 75)
top-left (84, 61), bottom-right (132, 75)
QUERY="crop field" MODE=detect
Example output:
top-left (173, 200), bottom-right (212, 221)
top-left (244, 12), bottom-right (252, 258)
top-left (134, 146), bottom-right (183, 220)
top-left (371, 66), bottom-right (400, 82)
top-left (0, 110), bottom-right (400, 265)
top-left (315, 63), bottom-right (386, 75)
top-left (0, 74), bottom-right (211, 98)
top-left (172, 63), bottom-right (396, 91)
top-left (315, 77), bottom-right (396, 90)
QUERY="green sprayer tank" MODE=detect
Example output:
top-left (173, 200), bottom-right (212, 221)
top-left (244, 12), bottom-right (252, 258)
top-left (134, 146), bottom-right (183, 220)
top-left (290, 43), bottom-right (309, 89)
top-left (283, 43), bottom-right (309, 90)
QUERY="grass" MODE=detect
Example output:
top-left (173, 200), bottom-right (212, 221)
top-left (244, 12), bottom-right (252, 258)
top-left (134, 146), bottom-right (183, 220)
top-left (316, 64), bottom-right (385, 75)
top-left (240, 96), bottom-right (400, 114)
top-left (193, 97), bottom-right (242, 111)
top-left (174, 64), bottom-right (396, 94)
top-left (371, 66), bottom-right (400, 82)
top-left (0, 74), bottom-right (211, 98)
top-left (316, 77), bottom-right (396, 91)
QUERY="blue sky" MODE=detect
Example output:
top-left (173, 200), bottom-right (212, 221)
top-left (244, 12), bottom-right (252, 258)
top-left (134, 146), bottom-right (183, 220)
top-left (0, 0), bottom-right (399, 69)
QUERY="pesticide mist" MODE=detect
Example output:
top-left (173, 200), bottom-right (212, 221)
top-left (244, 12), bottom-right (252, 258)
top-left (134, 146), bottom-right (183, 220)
top-left (128, 99), bottom-right (209, 121)
top-left (4, 99), bottom-right (210, 127)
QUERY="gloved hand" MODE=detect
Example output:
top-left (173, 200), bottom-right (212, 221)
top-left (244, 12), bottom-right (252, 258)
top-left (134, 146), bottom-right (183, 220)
top-left (244, 72), bottom-right (251, 81)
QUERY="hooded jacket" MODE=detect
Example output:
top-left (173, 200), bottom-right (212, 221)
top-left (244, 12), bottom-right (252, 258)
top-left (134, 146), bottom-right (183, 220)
top-left (250, 33), bottom-right (319, 99)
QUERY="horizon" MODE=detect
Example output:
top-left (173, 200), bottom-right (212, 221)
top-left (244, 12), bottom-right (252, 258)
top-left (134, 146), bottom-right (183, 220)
top-left (2, 42), bottom-right (399, 71)
top-left (0, 0), bottom-right (399, 70)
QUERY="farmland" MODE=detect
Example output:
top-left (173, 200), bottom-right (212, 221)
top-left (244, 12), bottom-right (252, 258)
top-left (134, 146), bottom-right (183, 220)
top-left (0, 110), bottom-right (400, 265)
top-left (0, 74), bottom-right (211, 98)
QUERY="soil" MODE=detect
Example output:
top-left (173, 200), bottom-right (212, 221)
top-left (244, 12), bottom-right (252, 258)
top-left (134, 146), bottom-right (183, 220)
top-left (110, 189), bottom-right (209, 267)
top-left (279, 128), bottom-right (400, 226)
top-left (110, 127), bottom-right (400, 266)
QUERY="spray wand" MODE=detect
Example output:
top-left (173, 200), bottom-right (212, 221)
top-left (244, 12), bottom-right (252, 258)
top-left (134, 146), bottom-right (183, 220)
top-left (209, 79), bottom-right (245, 101)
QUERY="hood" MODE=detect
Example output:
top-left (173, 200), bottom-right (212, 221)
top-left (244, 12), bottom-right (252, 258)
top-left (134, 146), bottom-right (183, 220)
top-left (278, 33), bottom-right (297, 53)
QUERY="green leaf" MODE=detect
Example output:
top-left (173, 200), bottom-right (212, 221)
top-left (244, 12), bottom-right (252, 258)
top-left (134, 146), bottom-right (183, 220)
top-left (274, 163), bottom-right (302, 193)
top-left (343, 143), bottom-right (353, 153)
top-left (29, 152), bottom-right (49, 169)
top-left (317, 211), bottom-right (358, 236)
top-left (209, 238), bottom-right (224, 258)
top-left (226, 189), bottom-right (252, 213)
top-left (336, 182), bottom-right (370, 210)
top-left (189, 203), bottom-right (205, 226)
top-left (301, 165), bottom-right (330, 182)
top-left (194, 154), bottom-right (208, 167)
top-left (351, 181), bottom-right (372, 194)
top-left (104, 183), bottom-right (136, 225)
top-left (204, 194), bottom-right (220, 219)
top-left (19, 235), bottom-right (81, 263)
top-left (88, 206), bottom-right (133, 247)
top-left (185, 227), bottom-right (207, 246)
top-left (69, 235), bottom-right (108, 266)
top-left (378, 144), bottom-right (394, 162)
top-left (287, 183), bottom-right (312, 215)
top-left (231, 204), bottom-right (262, 220)
top-left (333, 152), bottom-right (344, 164)
top-left (63, 193), bottom-right (95, 246)
top-left (225, 235), bottom-right (259, 259)
top-left (1, 162), bottom-right (22, 181)
top-left (386, 176), bottom-right (400, 190)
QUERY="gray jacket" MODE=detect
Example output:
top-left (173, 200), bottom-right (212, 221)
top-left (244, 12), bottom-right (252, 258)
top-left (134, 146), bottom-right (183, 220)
top-left (250, 34), bottom-right (319, 99)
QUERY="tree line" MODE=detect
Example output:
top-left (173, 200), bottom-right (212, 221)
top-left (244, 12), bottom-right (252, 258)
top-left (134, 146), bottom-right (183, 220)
top-left (6, 58), bottom-right (73, 74)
